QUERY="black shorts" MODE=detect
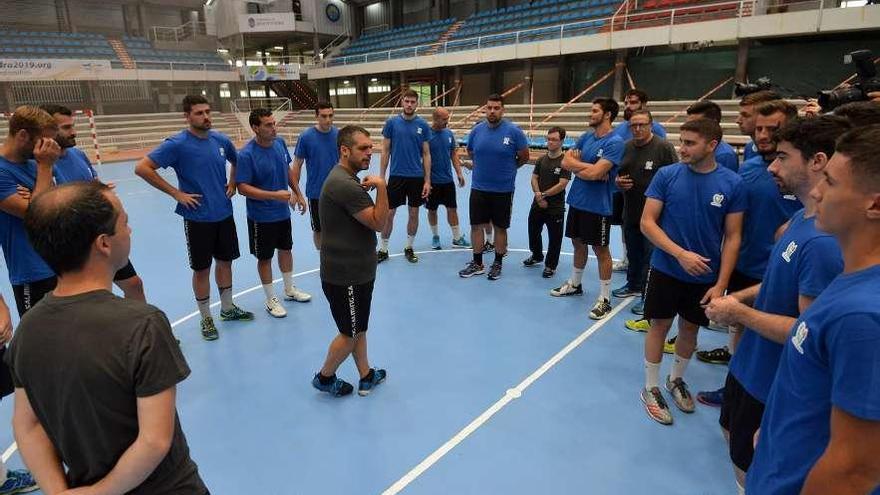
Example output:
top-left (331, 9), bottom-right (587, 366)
top-left (643, 268), bottom-right (714, 327)
top-left (611, 192), bottom-right (624, 226)
top-left (183, 215), bottom-right (241, 271)
top-left (728, 269), bottom-right (761, 294)
top-left (12, 276), bottom-right (58, 317)
top-left (248, 218), bottom-right (293, 260)
top-left (388, 175), bottom-right (424, 209)
top-left (309, 199), bottom-right (321, 233)
top-left (113, 259), bottom-right (138, 282)
top-left (321, 279), bottom-right (375, 338)
top-left (425, 182), bottom-right (457, 211)
top-left (720, 372), bottom-right (765, 472)
top-left (565, 207), bottom-right (611, 246)
top-left (469, 189), bottom-right (513, 229)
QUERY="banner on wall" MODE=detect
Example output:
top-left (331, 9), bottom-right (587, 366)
top-left (238, 13), bottom-right (296, 33)
top-left (242, 64), bottom-right (301, 81)
top-left (0, 59), bottom-right (111, 81)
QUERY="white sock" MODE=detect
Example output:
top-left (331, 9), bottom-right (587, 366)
top-left (570, 267), bottom-right (584, 286)
top-left (380, 237), bottom-right (389, 251)
top-left (670, 354), bottom-right (690, 381)
top-left (219, 286), bottom-right (234, 312)
top-left (645, 359), bottom-right (661, 390)
top-left (600, 279), bottom-right (611, 301)
top-left (406, 235), bottom-right (415, 249)
top-left (196, 297), bottom-right (211, 319)
top-left (486, 230), bottom-right (494, 243)
top-left (452, 225), bottom-right (461, 239)
top-left (262, 283), bottom-right (276, 301)
top-left (430, 223), bottom-right (439, 236)
top-left (736, 480), bottom-right (745, 495)
top-left (282, 271), bottom-right (294, 292)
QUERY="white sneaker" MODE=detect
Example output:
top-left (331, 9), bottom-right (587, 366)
top-left (266, 297), bottom-right (287, 318)
top-left (284, 286), bottom-right (312, 302)
top-left (612, 259), bottom-right (629, 272)
top-left (550, 280), bottom-right (584, 297)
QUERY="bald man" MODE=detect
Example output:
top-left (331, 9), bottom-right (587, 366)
top-left (426, 107), bottom-right (469, 249)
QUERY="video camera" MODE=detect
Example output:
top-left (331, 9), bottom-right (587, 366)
top-left (734, 77), bottom-right (775, 97)
top-left (817, 49), bottom-right (880, 111)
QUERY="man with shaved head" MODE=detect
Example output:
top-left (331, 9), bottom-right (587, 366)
top-left (426, 107), bottom-right (469, 249)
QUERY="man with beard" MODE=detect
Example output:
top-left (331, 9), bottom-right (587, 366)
top-left (135, 95), bottom-right (254, 341)
top-left (40, 104), bottom-right (146, 302)
top-left (735, 91), bottom-right (781, 163)
top-left (426, 107), bottom-right (469, 250)
top-left (312, 125), bottom-right (388, 397)
top-left (686, 100), bottom-right (740, 172)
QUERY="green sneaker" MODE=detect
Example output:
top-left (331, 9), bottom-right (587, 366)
top-left (220, 305), bottom-right (255, 321)
top-left (625, 318), bottom-right (650, 333)
top-left (200, 316), bottom-right (219, 341)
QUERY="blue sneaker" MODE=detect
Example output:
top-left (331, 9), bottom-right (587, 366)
top-left (696, 387), bottom-right (725, 408)
top-left (0, 470), bottom-right (38, 494)
top-left (612, 284), bottom-right (642, 298)
top-left (452, 236), bottom-right (471, 248)
top-left (358, 368), bottom-right (387, 396)
top-left (431, 235), bottom-right (441, 250)
top-left (632, 299), bottom-right (645, 316)
top-left (311, 373), bottom-right (353, 397)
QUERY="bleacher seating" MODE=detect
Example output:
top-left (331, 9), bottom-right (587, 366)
top-left (0, 31), bottom-right (118, 62)
top-left (340, 18), bottom-right (456, 57)
top-left (122, 36), bottom-right (229, 71)
top-left (450, 0), bottom-right (616, 42)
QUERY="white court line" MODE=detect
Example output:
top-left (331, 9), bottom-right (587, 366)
top-left (382, 297), bottom-right (634, 495)
top-left (1, 247), bottom-right (619, 463)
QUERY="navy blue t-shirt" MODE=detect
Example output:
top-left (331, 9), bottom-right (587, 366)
top-left (382, 115), bottom-right (430, 178)
top-left (747, 264), bottom-right (880, 495)
top-left (736, 156), bottom-right (803, 279)
top-left (646, 163), bottom-right (747, 284)
top-left (293, 126), bottom-right (338, 200)
top-left (612, 120), bottom-right (667, 141)
top-left (730, 209), bottom-right (842, 402)
top-left (428, 128), bottom-right (456, 185)
top-left (566, 130), bottom-right (625, 216)
top-left (467, 120), bottom-right (529, 193)
top-left (148, 130), bottom-right (237, 223)
top-left (743, 139), bottom-right (759, 162)
top-left (53, 148), bottom-right (97, 184)
top-left (235, 138), bottom-right (292, 223)
top-left (0, 157), bottom-right (55, 285)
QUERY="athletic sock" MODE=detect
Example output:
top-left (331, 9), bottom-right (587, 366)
top-left (452, 225), bottom-right (461, 239)
top-left (600, 279), bottom-right (611, 301)
top-left (380, 237), bottom-right (389, 251)
top-left (571, 267), bottom-right (584, 286)
top-left (645, 359), bottom-right (661, 390)
top-left (282, 271), bottom-right (294, 292)
top-left (473, 252), bottom-right (483, 265)
top-left (494, 253), bottom-right (504, 266)
top-left (406, 235), bottom-right (415, 249)
top-left (486, 230), bottom-right (494, 243)
top-left (262, 283), bottom-right (276, 301)
top-left (196, 296), bottom-right (211, 319)
top-left (670, 354), bottom-right (690, 381)
top-left (219, 286), bottom-right (234, 312)
top-left (430, 223), bottom-right (439, 236)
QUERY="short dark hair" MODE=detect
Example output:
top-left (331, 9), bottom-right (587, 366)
top-left (625, 89), bottom-right (649, 105)
top-left (24, 181), bottom-right (118, 275)
top-left (834, 124), bottom-right (880, 192)
top-left (338, 125), bottom-right (370, 150)
top-left (686, 100), bottom-right (723, 123)
top-left (315, 101), bottom-right (334, 115)
top-left (249, 108), bottom-right (273, 128)
top-left (487, 93), bottom-right (504, 106)
top-left (833, 101), bottom-right (880, 127)
top-left (680, 118), bottom-right (723, 143)
top-left (39, 104), bottom-right (72, 117)
top-left (402, 89), bottom-right (419, 100)
top-left (547, 126), bottom-right (566, 140)
top-left (756, 100), bottom-right (798, 121)
top-left (630, 109), bottom-right (654, 122)
top-left (775, 116), bottom-right (852, 162)
top-left (182, 95), bottom-right (210, 113)
top-left (593, 97), bottom-right (620, 121)
top-left (739, 90), bottom-right (781, 107)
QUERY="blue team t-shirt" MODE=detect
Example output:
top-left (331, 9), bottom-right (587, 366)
top-left (566, 130), bottom-right (625, 216)
top-left (747, 264), bottom-right (880, 495)
top-left (743, 139), bottom-right (759, 162)
top-left (382, 115), bottom-right (430, 178)
top-left (736, 156), bottom-right (803, 279)
top-left (715, 139), bottom-right (740, 172)
top-left (467, 120), bottom-right (529, 193)
top-left (730, 209), bottom-right (842, 402)
top-left (53, 148), bottom-right (97, 184)
top-left (428, 128), bottom-right (456, 185)
top-left (612, 120), bottom-right (667, 141)
top-left (646, 163), bottom-right (747, 284)
top-left (235, 138), bottom-right (292, 223)
top-left (0, 157), bottom-right (55, 285)
top-left (148, 130), bottom-right (237, 223)
top-left (293, 126), bottom-right (338, 199)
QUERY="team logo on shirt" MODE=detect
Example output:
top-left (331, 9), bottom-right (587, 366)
top-left (554, 167), bottom-right (562, 175)
top-left (503, 137), bottom-right (511, 145)
top-left (710, 194), bottom-right (725, 207)
top-left (417, 128), bottom-right (423, 135)
top-left (791, 321), bottom-right (809, 354)
top-left (597, 148), bottom-right (604, 158)
top-left (448, 137), bottom-right (453, 144)
top-left (219, 147), bottom-right (225, 157)
top-left (783, 194), bottom-right (798, 201)
top-left (782, 241), bottom-right (798, 263)
top-left (644, 160), bottom-right (654, 170)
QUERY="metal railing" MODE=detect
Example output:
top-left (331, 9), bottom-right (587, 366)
top-left (113, 60), bottom-right (237, 73)
top-left (231, 97), bottom-right (292, 114)
top-left (150, 21), bottom-right (209, 43)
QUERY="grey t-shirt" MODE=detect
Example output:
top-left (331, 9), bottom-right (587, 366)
top-left (6, 290), bottom-right (207, 494)
top-left (619, 136), bottom-right (678, 225)
top-left (319, 165), bottom-right (378, 285)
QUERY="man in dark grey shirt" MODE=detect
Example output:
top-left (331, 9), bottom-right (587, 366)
top-left (613, 110), bottom-right (678, 314)
top-left (312, 125), bottom-right (390, 398)
top-left (8, 181), bottom-right (206, 494)
top-left (523, 127), bottom-right (571, 278)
